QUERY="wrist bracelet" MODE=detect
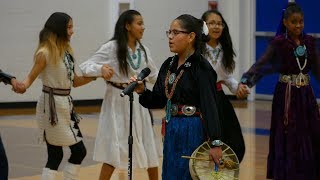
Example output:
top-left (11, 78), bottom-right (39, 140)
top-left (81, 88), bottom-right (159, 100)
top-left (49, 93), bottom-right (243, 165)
top-left (211, 140), bottom-right (223, 147)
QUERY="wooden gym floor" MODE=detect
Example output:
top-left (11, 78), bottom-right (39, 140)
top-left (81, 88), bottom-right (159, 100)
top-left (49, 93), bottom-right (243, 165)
top-left (0, 100), bottom-right (272, 180)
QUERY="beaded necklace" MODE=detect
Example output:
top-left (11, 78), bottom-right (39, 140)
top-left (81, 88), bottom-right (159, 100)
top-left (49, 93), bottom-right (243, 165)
top-left (165, 56), bottom-right (191, 122)
top-left (64, 51), bottom-right (75, 83)
top-left (207, 48), bottom-right (221, 65)
top-left (127, 49), bottom-right (141, 70)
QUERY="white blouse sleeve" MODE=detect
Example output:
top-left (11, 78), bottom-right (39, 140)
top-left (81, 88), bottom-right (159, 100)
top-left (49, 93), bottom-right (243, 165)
top-left (222, 73), bottom-right (239, 94)
top-left (144, 46), bottom-right (158, 84)
top-left (79, 42), bottom-right (114, 77)
top-left (214, 50), bottom-right (239, 94)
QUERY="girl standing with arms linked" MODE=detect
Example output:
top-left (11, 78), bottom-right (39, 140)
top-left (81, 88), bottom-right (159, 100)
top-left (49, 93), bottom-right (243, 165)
top-left (240, 3), bottom-right (320, 179)
top-left (14, 12), bottom-right (106, 179)
top-left (80, 10), bottom-right (160, 180)
top-left (201, 9), bottom-right (247, 163)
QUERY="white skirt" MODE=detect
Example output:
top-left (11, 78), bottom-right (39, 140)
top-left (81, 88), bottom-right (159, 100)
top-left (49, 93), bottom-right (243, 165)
top-left (93, 85), bottom-right (161, 169)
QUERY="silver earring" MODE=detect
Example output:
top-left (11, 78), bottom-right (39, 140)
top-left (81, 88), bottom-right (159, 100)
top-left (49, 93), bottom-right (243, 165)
top-left (285, 28), bottom-right (288, 39)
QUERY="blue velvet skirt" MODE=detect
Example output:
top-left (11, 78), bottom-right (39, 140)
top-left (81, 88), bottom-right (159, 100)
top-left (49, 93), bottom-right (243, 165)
top-left (162, 116), bottom-right (204, 180)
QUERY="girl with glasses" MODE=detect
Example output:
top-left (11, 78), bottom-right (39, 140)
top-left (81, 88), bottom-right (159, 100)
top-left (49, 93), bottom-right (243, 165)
top-left (131, 14), bottom-right (222, 180)
top-left (201, 9), bottom-right (247, 163)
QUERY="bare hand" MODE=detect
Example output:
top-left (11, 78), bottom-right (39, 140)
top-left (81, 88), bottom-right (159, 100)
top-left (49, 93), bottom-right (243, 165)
top-left (129, 75), bottom-right (145, 94)
top-left (236, 83), bottom-right (250, 99)
top-left (11, 79), bottom-right (26, 94)
top-left (101, 64), bottom-right (114, 80)
top-left (209, 146), bottom-right (223, 165)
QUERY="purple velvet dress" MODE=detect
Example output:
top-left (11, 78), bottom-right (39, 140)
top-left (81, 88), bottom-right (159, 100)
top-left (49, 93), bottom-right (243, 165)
top-left (242, 34), bottom-right (320, 180)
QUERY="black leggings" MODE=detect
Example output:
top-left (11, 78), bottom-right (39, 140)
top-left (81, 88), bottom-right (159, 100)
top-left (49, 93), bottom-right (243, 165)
top-left (0, 135), bottom-right (8, 180)
top-left (45, 141), bottom-right (86, 170)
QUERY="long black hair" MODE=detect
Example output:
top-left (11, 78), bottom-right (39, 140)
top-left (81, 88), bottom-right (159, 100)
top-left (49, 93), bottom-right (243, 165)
top-left (110, 9), bottom-right (147, 76)
top-left (175, 14), bottom-right (209, 54)
top-left (201, 10), bottom-right (235, 73)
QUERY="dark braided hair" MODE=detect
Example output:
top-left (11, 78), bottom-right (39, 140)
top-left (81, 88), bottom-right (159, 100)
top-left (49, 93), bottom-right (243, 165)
top-left (175, 14), bottom-right (210, 54)
top-left (283, 2), bottom-right (303, 19)
top-left (276, 2), bottom-right (304, 36)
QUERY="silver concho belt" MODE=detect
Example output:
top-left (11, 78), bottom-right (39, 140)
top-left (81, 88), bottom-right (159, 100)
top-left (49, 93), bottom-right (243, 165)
top-left (170, 104), bottom-right (200, 116)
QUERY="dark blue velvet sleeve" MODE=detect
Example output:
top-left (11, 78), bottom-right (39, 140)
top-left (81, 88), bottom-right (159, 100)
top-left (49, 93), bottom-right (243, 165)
top-left (241, 43), bottom-right (277, 88)
top-left (139, 59), bottom-right (169, 109)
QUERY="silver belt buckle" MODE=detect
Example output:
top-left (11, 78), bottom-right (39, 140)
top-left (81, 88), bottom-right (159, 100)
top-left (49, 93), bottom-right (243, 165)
top-left (182, 105), bottom-right (196, 116)
top-left (117, 82), bottom-right (128, 88)
top-left (171, 104), bottom-right (178, 116)
top-left (280, 75), bottom-right (290, 82)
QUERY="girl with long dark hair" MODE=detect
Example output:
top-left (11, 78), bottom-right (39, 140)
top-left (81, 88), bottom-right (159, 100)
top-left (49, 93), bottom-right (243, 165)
top-left (131, 14), bottom-right (222, 180)
top-left (240, 3), bottom-right (320, 179)
top-left (14, 12), bottom-right (100, 179)
top-left (201, 9), bottom-right (247, 162)
top-left (80, 10), bottom-right (160, 180)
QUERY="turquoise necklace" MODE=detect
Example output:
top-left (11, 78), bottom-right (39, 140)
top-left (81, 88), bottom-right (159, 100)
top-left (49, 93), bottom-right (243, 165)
top-left (164, 56), bottom-right (191, 122)
top-left (293, 45), bottom-right (307, 88)
top-left (127, 49), bottom-right (141, 70)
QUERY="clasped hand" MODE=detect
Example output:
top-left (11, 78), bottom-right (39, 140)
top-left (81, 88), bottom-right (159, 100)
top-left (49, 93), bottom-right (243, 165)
top-left (236, 83), bottom-right (250, 99)
top-left (101, 64), bottom-right (114, 80)
top-left (11, 79), bottom-right (26, 94)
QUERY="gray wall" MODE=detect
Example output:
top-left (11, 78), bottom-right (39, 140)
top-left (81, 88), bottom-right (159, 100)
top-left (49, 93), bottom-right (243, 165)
top-left (134, 0), bottom-right (208, 68)
top-left (0, 0), bottom-right (113, 102)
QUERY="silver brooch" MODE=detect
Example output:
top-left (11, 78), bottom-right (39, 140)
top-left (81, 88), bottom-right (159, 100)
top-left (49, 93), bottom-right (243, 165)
top-left (184, 62), bottom-right (191, 67)
top-left (168, 73), bottom-right (176, 84)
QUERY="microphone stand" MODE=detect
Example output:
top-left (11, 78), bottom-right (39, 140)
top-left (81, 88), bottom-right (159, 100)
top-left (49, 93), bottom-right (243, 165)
top-left (127, 92), bottom-right (134, 180)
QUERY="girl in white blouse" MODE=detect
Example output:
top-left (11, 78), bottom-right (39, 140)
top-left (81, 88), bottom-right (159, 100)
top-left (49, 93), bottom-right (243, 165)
top-left (80, 10), bottom-right (159, 180)
top-left (201, 9), bottom-right (249, 162)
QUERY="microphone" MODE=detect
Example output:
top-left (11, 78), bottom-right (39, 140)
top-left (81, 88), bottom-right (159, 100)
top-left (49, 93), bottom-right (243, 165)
top-left (120, 67), bottom-right (151, 97)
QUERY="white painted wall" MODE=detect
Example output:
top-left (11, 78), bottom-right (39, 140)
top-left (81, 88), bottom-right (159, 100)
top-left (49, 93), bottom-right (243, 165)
top-left (0, 0), bottom-right (255, 102)
top-left (134, 0), bottom-right (208, 68)
top-left (0, 0), bottom-right (113, 102)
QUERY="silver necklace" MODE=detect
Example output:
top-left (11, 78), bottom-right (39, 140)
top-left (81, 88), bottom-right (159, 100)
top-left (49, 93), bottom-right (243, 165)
top-left (293, 45), bottom-right (307, 88)
top-left (207, 48), bottom-right (221, 65)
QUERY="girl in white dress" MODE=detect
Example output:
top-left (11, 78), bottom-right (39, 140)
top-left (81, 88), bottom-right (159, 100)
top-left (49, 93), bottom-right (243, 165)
top-left (80, 10), bottom-right (160, 180)
top-left (15, 12), bottom-right (104, 179)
